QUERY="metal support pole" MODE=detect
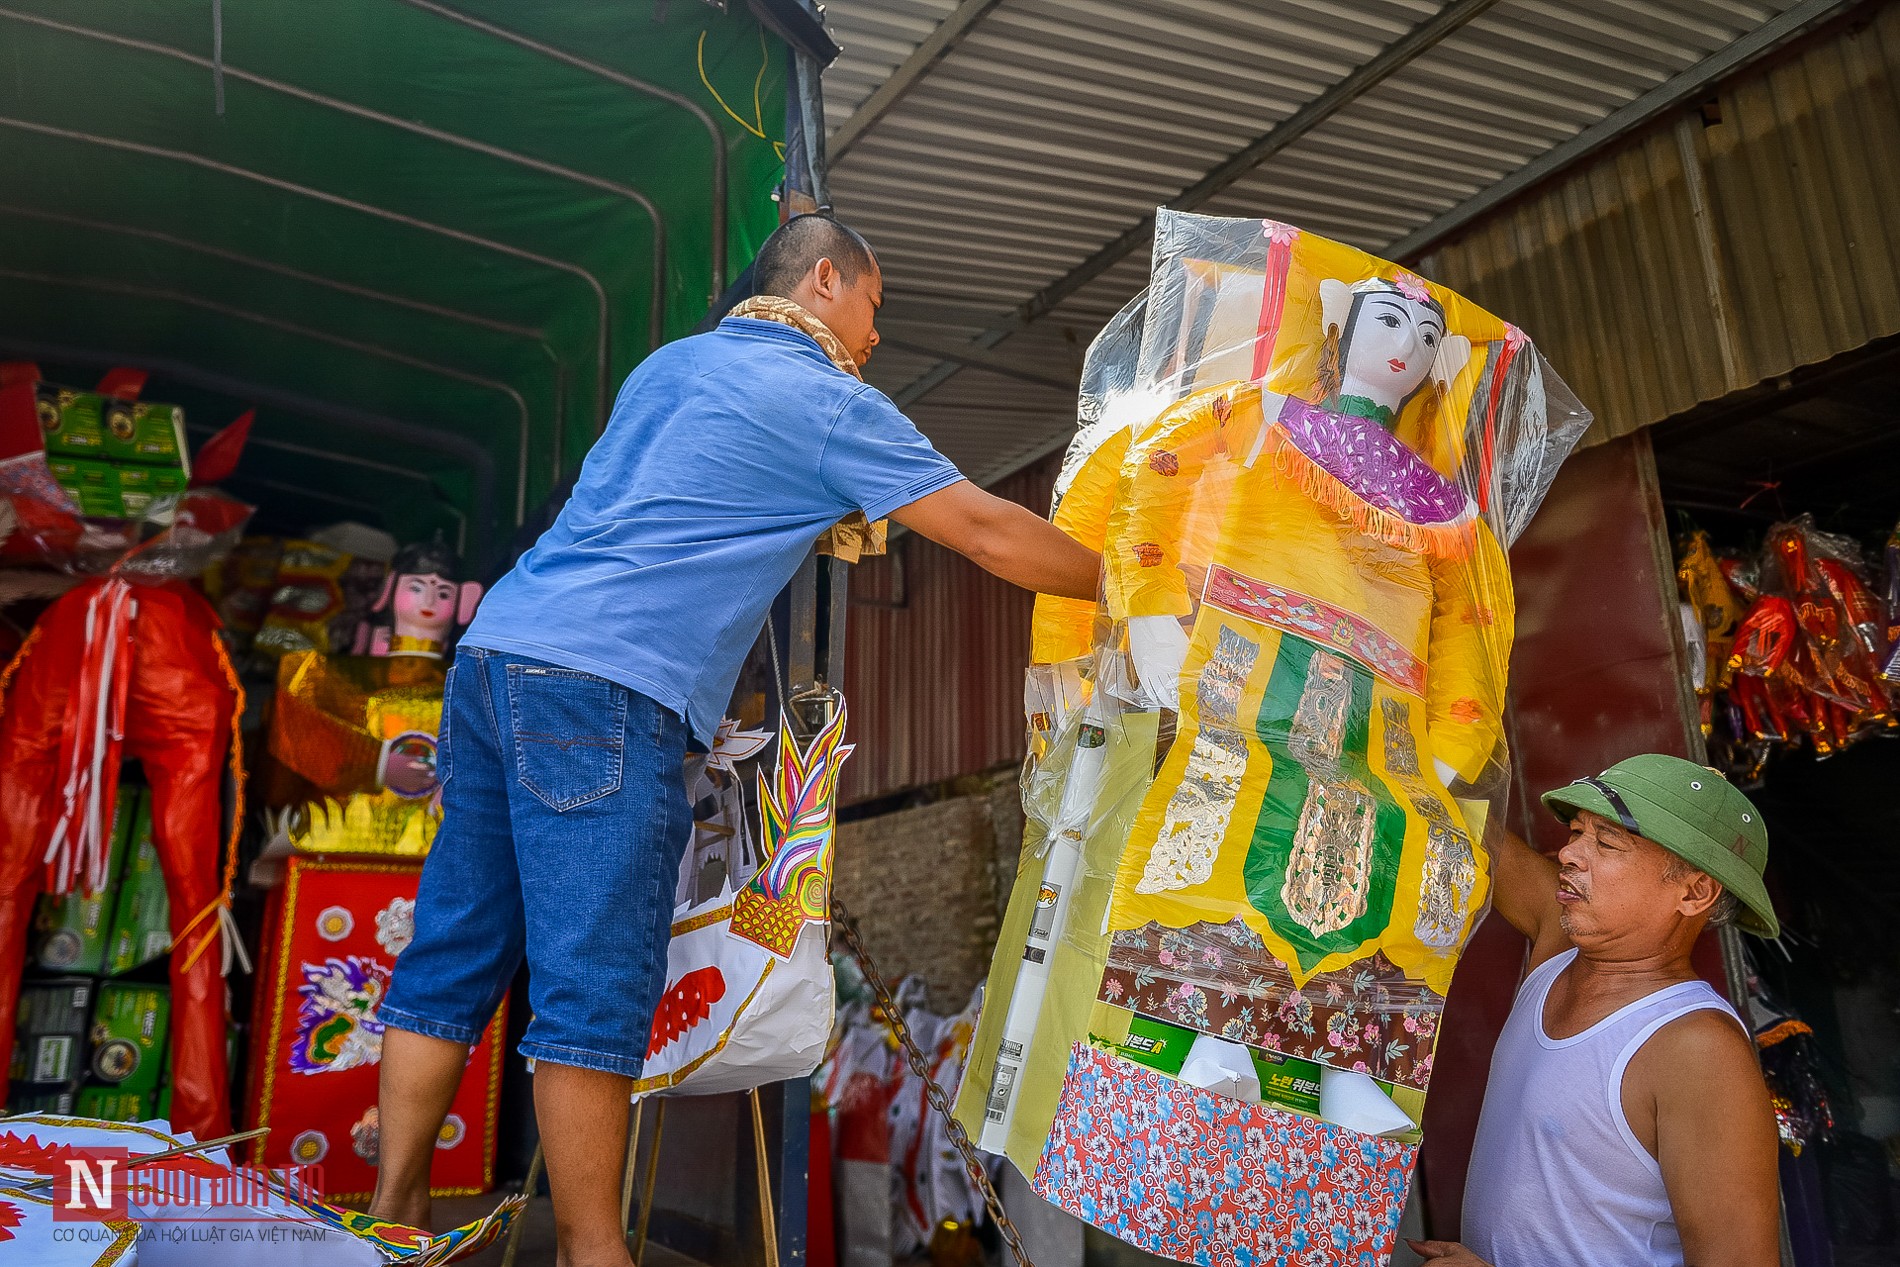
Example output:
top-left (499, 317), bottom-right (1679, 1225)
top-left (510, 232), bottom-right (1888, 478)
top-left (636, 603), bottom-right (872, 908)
top-left (750, 1088), bottom-right (782, 1267)
top-left (620, 1099), bottom-right (644, 1232)
top-left (499, 1142), bottom-right (545, 1267)
top-left (632, 1099), bottom-right (666, 1265)
top-left (790, 50), bottom-right (830, 212)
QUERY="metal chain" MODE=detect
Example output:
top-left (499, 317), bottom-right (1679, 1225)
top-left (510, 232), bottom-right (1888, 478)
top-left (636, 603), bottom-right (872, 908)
top-left (830, 898), bottom-right (1036, 1267)
top-left (762, 606), bottom-right (1032, 1264)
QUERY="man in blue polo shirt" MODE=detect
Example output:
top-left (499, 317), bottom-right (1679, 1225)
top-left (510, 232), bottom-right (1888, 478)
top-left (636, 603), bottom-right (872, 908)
top-left (369, 215), bottom-right (1100, 1263)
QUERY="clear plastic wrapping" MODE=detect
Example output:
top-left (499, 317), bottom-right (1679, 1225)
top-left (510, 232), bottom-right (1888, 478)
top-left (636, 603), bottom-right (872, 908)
top-left (958, 212), bottom-right (1591, 1264)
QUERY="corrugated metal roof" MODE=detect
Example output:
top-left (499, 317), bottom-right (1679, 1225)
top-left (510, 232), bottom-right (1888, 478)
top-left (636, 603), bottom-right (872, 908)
top-left (819, 0), bottom-right (962, 123)
top-left (817, 0), bottom-right (1848, 483)
top-left (1419, 1), bottom-right (1900, 444)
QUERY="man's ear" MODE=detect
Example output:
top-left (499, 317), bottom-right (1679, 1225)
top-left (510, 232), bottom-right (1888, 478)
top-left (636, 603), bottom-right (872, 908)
top-left (457, 582), bottom-right (483, 627)
top-left (1678, 868), bottom-right (1722, 918)
top-left (811, 256), bottom-right (838, 300)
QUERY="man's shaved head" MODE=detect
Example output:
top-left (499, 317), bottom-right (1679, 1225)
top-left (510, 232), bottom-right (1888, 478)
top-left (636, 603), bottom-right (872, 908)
top-left (754, 215), bottom-right (877, 298)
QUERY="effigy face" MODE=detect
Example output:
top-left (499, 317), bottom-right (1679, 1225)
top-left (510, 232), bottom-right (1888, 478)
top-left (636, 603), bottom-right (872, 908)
top-left (957, 212), bottom-right (1592, 1265)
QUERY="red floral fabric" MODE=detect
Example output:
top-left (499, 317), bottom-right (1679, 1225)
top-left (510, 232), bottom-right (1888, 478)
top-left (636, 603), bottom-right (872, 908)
top-left (1032, 1043), bottom-right (1416, 1266)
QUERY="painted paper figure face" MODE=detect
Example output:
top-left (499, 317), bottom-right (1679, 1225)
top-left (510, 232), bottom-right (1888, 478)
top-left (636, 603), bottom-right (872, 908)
top-left (392, 572), bottom-right (460, 645)
top-left (1318, 276), bottom-right (1470, 429)
top-left (1343, 293), bottom-right (1443, 408)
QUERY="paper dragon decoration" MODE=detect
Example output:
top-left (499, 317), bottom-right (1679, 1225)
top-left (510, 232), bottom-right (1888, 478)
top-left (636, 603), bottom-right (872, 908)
top-left (732, 702), bottom-right (855, 958)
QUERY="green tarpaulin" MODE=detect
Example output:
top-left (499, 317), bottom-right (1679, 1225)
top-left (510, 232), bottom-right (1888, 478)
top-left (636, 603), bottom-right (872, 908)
top-left (0, 0), bottom-right (791, 559)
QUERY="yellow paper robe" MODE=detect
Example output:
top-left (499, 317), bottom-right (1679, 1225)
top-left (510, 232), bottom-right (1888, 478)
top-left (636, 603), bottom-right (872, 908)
top-left (270, 651), bottom-right (446, 855)
top-left (1099, 381), bottom-right (1512, 993)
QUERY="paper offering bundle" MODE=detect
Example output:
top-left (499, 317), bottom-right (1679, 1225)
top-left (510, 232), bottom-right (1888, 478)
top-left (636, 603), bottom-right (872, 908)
top-left (0, 1115), bottom-right (521, 1265)
top-left (635, 698), bottom-right (853, 1099)
top-left (954, 211), bottom-right (1592, 1265)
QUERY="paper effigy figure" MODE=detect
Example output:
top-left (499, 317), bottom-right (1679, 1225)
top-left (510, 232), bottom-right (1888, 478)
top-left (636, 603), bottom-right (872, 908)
top-left (954, 212), bottom-right (1591, 1264)
top-left (268, 541), bottom-right (482, 855)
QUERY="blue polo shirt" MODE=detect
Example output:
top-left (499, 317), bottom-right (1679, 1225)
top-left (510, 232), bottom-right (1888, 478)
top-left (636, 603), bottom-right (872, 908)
top-left (464, 316), bottom-right (964, 743)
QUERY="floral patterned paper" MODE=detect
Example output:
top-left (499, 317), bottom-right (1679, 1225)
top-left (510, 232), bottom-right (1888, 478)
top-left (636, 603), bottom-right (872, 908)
top-left (1100, 921), bottom-right (1443, 1089)
top-left (1032, 1043), bottom-right (1415, 1266)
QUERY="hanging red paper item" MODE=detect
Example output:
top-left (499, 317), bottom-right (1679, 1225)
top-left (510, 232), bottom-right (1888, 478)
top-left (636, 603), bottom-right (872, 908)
top-left (246, 857), bottom-right (506, 1201)
top-left (0, 576), bottom-right (246, 1142)
top-left (1767, 517), bottom-right (1890, 731)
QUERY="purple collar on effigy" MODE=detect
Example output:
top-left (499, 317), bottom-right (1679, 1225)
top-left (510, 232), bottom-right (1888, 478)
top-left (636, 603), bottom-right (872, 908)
top-left (1276, 398), bottom-right (1470, 525)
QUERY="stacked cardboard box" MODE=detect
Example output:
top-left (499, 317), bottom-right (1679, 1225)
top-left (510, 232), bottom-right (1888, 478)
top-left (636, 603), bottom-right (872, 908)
top-left (88, 983), bottom-right (169, 1097)
top-left (105, 800), bottom-right (171, 974)
top-left (37, 386), bottom-right (190, 518)
top-left (14, 785), bottom-right (177, 1123)
top-left (30, 796), bottom-right (137, 974)
top-left (10, 977), bottom-right (95, 1105)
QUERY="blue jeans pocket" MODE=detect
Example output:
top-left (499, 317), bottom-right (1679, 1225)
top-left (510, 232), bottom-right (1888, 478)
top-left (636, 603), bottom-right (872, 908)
top-left (436, 662), bottom-right (458, 787)
top-left (507, 663), bottom-right (627, 811)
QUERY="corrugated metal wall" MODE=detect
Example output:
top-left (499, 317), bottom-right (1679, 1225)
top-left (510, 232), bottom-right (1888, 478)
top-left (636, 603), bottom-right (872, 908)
top-left (841, 454), bottom-right (1056, 804)
top-left (1417, 5), bottom-right (1900, 444)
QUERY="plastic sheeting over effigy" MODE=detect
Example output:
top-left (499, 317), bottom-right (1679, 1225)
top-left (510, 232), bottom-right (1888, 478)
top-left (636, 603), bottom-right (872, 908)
top-left (955, 211), bottom-right (1592, 1265)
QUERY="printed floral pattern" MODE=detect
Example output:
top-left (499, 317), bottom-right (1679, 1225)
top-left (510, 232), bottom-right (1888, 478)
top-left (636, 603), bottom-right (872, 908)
top-left (1277, 399), bottom-right (1468, 525)
top-left (1033, 1043), bottom-right (1416, 1266)
top-left (1100, 921), bottom-right (1443, 1089)
top-left (1203, 566), bottom-right (1427, 696)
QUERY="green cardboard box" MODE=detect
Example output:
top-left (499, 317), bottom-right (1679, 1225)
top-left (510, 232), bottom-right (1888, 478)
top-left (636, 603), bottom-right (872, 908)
top-left (46, 457), bottom-right (188, 520)
top-left (104, 400), bottom-right (188, 468)
top-left (10, 978), bottom-right (95, 1086)
top-left (88, 983), bottom-right (169, 1096)
top-left (1113, 1015), bottom-right (1326, 1116)
top-left (114, 463), bottom-right (189, 494)
top-left (106, 799), bottom-right (171, 975)
top-left (36, 386), bottom-right (110, 458)
top-left (75, 1085), bottom-right (153, 1123)
top-left (1115, 1014), bottom-right (1196, 1076)
top-left (36, 388), bottom-right (188, 473)
top-left (31, 792), bottom-right (139, 974)
top-left (1251, 1049), bottom-right (1324, 1117)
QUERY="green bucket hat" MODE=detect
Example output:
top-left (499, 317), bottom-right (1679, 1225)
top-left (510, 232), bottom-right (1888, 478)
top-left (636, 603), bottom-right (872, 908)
top-left (1541, 753), bottom-right (1778, 938)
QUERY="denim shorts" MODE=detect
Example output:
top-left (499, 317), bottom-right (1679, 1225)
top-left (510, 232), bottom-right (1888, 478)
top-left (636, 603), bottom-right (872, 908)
top-left (379, 647), bottom-right (693, 1077)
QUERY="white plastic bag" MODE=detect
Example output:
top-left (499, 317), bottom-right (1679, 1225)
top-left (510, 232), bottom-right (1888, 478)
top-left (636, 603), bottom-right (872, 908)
top-left (634, 700), bottom-right (853, 1099)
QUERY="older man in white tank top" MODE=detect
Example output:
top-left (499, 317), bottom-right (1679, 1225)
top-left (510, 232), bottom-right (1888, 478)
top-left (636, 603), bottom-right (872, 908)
top-left (1407, 754), bottom-right (1781, 1267)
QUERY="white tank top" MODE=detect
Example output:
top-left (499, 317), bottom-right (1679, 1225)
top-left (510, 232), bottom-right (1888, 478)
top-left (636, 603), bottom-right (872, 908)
top-left (1461, 948), bottom-right (1744, 1267)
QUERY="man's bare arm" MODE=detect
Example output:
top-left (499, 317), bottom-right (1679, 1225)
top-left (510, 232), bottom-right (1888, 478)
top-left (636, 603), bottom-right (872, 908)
top-left (1488, 825), bottom-right (1568, 964)
top-left (891, 480), bottom-right (1100, 600)
top-left (1637, 1011), bottom-right (1781, 1267)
